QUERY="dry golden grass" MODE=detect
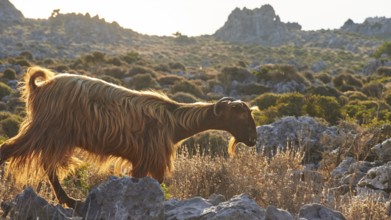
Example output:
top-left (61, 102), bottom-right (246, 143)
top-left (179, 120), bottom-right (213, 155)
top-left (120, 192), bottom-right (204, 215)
top-left (0, 144), bottom-right (389, 219)
top-left (167, 145), bottom-right (389, 219)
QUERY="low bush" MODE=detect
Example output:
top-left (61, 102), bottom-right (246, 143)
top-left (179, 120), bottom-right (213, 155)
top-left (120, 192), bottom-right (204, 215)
top-left (0, 82), bottom-right (13, 99)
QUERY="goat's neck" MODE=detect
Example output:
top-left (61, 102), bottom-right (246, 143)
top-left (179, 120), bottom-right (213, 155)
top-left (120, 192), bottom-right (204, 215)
top-left (173, 103), bottom-right (223, 143)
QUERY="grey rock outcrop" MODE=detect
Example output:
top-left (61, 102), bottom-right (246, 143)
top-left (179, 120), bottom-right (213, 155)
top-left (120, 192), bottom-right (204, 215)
top-left (0, 0), bottom-right (24, 25)
top-left (200, 194), bottom-right (266, 220)
top-left (298, 203), bottom-right (346, 220)
top-left (165, 194), bottom-right (266, 220)
top-left (265, 205), bottom-right (294, 220)
top-left (214, 5), bottom-right (301, 46)
top-left (2, 177), bottom-right (350, 220)
top-left (341, 17), bottom-right (391, 39)
top-left (256, 116), bottom-right (340, 164)
top-left (1, 187), bottom-right (76, 220)
top-left (371, 138), bottom-right (391, 162)
top-left (80, 176), bottom-right (164, 220)
top-left (358, 162), bottom-right (391, 195)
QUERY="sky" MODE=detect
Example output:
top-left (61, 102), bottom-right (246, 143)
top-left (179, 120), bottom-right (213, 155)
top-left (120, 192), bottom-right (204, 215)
top-left (10, 0), bottom-right (391, 37)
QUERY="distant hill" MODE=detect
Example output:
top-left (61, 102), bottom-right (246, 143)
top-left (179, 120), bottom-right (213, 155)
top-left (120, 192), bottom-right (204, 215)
top-left (0, 0), bottom-right (24, 25)
top-left (0, 0), bottom-right (388, 60)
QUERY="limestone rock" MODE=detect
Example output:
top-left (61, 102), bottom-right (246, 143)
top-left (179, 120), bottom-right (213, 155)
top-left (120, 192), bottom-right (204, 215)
top-left (371, 138), bottom-right (391, 162)
top-left (256, 116), bottom-right (339, 164)
top-left (1, 187), bottom-right (76, 220)
top-left (298, 203), bottom-right (346, 220)
top-left (80, 176), bottom-right (164, 220)
top-left (0, 0), bottom-right (24, 24)
top-left (200, 194), bottom-right (265, 220)
top-left (165, 194), bottom-right (265, 220)
top-left (358, 162), bottom-right (391, 193)
top-left (265, 205), bottom-right (294, 220)
top-left (214, 5), bottom-right (301, 46)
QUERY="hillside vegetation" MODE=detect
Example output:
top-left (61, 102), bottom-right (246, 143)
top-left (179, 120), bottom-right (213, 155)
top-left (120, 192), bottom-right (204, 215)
top-left (1, 1), bottom-right (391, 219)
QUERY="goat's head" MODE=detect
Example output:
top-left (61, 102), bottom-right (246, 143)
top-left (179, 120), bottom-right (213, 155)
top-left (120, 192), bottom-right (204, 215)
top-left (213, 97), bottom-right (257, 149)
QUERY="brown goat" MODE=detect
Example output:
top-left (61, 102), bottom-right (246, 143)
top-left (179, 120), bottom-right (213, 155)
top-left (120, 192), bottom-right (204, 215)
top-left (0, 66), bottom-right (257, 209)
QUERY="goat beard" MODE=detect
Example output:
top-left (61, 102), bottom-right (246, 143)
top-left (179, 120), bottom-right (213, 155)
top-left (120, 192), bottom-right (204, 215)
top-left (228, 137), bottom-right (238, 157)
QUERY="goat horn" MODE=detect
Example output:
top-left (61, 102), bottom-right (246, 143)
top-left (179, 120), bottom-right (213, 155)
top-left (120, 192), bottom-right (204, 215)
top-left (213, 97), bottom-right (236, 116)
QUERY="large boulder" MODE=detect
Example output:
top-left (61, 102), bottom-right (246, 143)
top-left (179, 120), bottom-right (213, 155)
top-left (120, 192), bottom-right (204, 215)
top-left (256, 116), bottom-right (340, 164)
top-left (298, 203), bottom-right (346, 220)
top-left (80, 176), bottom-right (164, 219)
top-left (1, 187), bottom-right (76, 220)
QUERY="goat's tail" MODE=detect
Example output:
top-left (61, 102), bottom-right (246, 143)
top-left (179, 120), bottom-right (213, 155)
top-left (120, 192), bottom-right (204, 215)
top-left (20, 66), bottom-right (55, 101)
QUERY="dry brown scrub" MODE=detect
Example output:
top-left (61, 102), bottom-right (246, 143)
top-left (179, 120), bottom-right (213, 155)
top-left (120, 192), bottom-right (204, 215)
top-left (0, 145), bottom-right (389, 218)
top-left (167, 145), bottom-right (389, 218)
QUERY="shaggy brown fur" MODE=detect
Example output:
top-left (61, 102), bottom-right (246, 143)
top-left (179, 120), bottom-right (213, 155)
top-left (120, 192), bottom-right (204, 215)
top-left (0, 66), bottom-right (257, 209)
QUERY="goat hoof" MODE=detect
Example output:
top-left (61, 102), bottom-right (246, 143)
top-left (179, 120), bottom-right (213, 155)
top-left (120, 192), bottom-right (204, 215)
top-left (62, 197), bottom-right (84, 214)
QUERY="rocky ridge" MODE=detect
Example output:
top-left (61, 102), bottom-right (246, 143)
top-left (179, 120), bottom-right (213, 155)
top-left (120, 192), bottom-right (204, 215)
top-left (0, 0), bottom-right (389, 59)
top-left (213, 4), bottom-right (387, 50)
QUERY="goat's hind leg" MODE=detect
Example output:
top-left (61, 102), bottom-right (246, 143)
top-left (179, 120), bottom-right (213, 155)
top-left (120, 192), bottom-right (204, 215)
top-left (47, 170), bottom-right (83, 212)
top-left (0, 142), bottom-right (15, 165)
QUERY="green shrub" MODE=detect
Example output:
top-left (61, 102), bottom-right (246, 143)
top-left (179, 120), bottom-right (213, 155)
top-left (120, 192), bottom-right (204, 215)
top-left (342, 100), bottom-right (391, 125)
top-left (362, 82), bottom-right (384, 98)
top-left (376, 66), bottom-right (391, 77)
top-left (254, 64), bottom-right (309, 85)
top-left (157, 75), bottom-right (184, 87)
top-left (128, 65), bottom-right (151, 76)
top-left (99, 75), bottom-right (123, 86)
top-left (107, 57), bottom-right (123, 66)
top-left (0, 82), bottom-right (13, 99)
top-left (218, 66), bottom-right (251, 84)
top-left (302, 71), bottom-right (315, 82)
top-left (15, 59), bottom-right (31, 67)
top-left (315, 72), bottom-right (332, 84)
top-left (154, 64), bottom-right (171, 73)
top-left (92, 51), bottom-right (106, 63)
top-left (236, 83), bottom-right (270, 96)
top-left (332, 73), bottom-right (363, 91)
top-left (19, 51), bottom-right (33, 60)
top-left (305, 86), bottom-right (341, 98)
top-left (0, 102), bottom-right (8, 111)
top-left (372, 42), bottom-right (391, 58)
top-left (2, 68), bottom-right (16, 80)
top-left (170, 80), bottom-right (204, 98)
top-left (168, 62), bottom-right (186, 71)
top-left (251, 93), bottom-right (279, 110)
top-left (126, 73), bottom-right (159, 90)
top-left (343, 91), bottom-right (368, 101)
top-left (121, 51), bottom-right (140, 64)
top-left (98, 66), bottom-right (127, 79)
top-left (305, 95), bottom-right (341, 124)
top-left (276, 93), bottom-right (305, 116)
top-left (54, 65), bottom-right (69, 72)
top-left (171, 92), bottom-right (199, 103)
top-left (0, 115), bottom-right (22, 138)
top-left (254, 106), bottom-right (280, 125)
